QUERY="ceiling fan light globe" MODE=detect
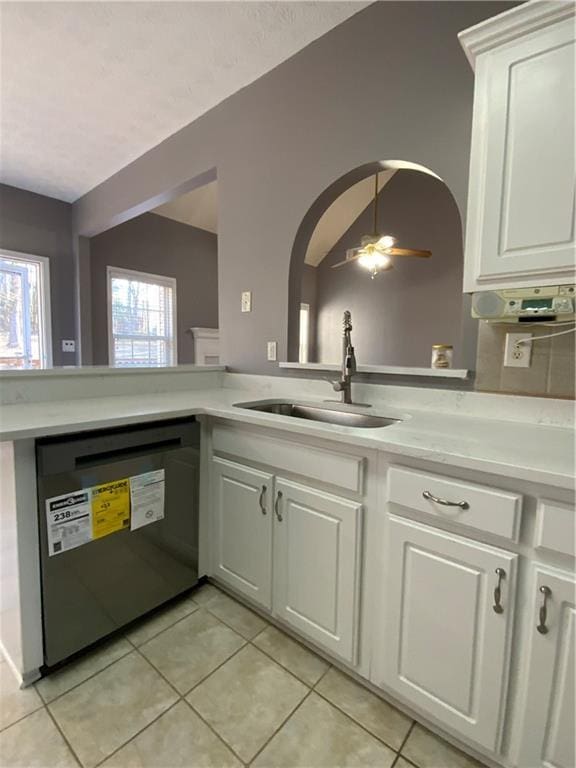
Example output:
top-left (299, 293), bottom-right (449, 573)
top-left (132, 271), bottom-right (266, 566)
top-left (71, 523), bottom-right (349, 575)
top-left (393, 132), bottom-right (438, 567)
top-left (377, 234), bottom-right (396, 250)
top-left (357, 250), bottom-right (393, 276)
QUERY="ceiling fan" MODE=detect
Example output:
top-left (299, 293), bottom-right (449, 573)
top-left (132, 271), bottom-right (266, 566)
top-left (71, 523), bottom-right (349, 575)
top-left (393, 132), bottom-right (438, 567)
top-left (331, 172), bottom-right (432, 278)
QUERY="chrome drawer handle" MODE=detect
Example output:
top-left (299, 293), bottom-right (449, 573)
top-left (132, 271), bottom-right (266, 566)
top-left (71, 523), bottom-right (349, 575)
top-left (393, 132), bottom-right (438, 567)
top-left (422, 490), bottom-right (469, 510)
top-left (259, 485), bottom-right (267, 515)
top-left (493, 568), bottom-right (506, 614)
top-left (274, 490), bottom-right (283, 522)
top-left (537, 586), bottom-right (552, 635)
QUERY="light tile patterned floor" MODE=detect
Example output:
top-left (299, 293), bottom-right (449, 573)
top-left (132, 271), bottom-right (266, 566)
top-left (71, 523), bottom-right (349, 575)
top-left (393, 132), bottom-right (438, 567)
top-left (0, 583), bottom-right (487, 768)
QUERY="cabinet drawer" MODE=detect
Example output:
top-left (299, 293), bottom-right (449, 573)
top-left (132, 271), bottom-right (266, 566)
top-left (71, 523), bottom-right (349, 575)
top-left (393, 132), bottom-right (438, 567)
top-left (535, 499), bottom-right (576, 557)
top-left (387, 466), bottom-right (522, 541)
top-left (213, 425), bottom-right (364, 493)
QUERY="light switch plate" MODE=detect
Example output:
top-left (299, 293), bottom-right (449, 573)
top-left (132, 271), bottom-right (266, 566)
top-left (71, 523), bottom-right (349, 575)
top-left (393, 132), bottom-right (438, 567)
top-left (241, 291), bottom-right (252, 313)
top-left (504, 333), bottom-right (532, 368)
top-left (62, 339), bottom-right (76, 353)
top-left (267, 341), bottom-right (277, 361)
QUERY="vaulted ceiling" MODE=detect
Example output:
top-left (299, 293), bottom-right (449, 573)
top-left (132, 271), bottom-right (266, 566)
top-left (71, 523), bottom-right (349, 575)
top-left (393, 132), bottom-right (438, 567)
top-left (0, 2), bottom-right (367, 202)
top-left (304, 171), bottom-right (396, 266)
top-left (153, 180), bottom-right (218, 234)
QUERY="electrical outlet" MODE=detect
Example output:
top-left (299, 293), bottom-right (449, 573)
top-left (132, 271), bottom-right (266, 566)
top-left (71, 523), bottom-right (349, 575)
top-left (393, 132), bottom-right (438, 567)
top-left (504, 333), bottom-right (532, 368)
top-left (241, 291), bottom-right (252, 313)
top-left (267, 341), bottom-right (277, 361)
top-left (62, 339), bottom-right (76, 353)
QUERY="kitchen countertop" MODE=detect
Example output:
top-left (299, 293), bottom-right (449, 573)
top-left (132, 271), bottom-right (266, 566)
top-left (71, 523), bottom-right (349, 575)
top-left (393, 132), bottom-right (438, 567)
top-left (1, 387), bottom-right (573, 490)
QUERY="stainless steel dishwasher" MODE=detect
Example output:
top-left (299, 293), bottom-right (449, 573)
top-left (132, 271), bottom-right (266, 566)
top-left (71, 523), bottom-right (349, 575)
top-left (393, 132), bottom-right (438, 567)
top-left (36, 418), bottom-right (200, 668)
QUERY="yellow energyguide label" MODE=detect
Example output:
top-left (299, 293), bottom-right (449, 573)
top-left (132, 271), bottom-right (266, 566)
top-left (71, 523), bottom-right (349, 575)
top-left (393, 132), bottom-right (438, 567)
top-left (91, 478), bottom-right (130, 539)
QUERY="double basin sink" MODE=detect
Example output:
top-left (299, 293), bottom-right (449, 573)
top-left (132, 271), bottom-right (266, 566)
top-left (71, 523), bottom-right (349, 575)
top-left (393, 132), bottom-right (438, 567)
top-left (234, 400), bottom-right (401, 429)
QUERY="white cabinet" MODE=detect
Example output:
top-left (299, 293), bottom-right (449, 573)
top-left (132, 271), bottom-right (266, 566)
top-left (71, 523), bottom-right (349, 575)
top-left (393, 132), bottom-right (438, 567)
top-left (460, 3), bottom-right (575, 291)
top-left (211, 457), bottom-right (362, 662)
top-left (212, 457), bottom-right (273, 609)
top-left (378, 516), bottom-right (517, 751)
top-left (513, 565), bottom-right (575, 768)
top-left (273, 479), bottom-right (362, 662)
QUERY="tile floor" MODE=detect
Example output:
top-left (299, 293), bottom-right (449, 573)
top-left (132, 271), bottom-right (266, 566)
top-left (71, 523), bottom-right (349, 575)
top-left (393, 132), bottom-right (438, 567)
top-left (0, 583), bottom-right (487, 768)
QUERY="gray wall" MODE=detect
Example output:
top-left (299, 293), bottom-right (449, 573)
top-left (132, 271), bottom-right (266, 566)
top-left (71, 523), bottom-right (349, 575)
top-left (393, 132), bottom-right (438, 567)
top-left (73, 2), bottom-right (516, 374)
top-left (0, 183), bottom-right (76, 366)
top-left (89, 213), bottom-right (218, 365)
top-left (311, 171), bottom-right (465, 368)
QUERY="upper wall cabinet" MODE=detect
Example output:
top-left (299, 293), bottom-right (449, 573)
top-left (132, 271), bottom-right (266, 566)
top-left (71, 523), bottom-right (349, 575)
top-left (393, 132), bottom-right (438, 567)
top-left (460, 2), bottom-right (575, 292)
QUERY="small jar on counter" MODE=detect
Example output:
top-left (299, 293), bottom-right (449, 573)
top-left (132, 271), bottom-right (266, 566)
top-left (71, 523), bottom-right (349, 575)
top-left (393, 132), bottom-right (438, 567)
top-left (431, 344), bottom-right (453, 369)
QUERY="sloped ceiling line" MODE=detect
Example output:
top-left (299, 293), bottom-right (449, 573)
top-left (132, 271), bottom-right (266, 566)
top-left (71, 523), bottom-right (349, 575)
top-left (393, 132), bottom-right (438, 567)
top-left (304, 169), bottom-right (397, 267)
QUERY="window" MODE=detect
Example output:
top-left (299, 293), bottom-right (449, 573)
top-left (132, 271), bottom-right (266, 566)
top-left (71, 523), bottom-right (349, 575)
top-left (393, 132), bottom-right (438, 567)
top-left (299, 302), bottom-right (310, 363)
top-left (108, 267), bottom-right (177, 367)
top-left (0, 250), bottom-right (52, 369)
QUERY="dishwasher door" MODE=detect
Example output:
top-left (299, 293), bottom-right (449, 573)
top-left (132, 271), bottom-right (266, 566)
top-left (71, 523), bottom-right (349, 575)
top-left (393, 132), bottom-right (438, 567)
top-left (36, 419), bottom-right (200, 667)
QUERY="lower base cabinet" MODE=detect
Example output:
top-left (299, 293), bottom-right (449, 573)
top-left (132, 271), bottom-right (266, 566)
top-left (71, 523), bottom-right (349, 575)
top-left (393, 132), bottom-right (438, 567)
top-left (378, 516), bottom-right (517, 752)
top-left (212, 457), bottom-right (274, 609)
top-left (211, 457), bottom-right (363, 663)
top-left (513, 565), bottom-right (575, 768)
top-left (273, 479), bottom-right (362, 663)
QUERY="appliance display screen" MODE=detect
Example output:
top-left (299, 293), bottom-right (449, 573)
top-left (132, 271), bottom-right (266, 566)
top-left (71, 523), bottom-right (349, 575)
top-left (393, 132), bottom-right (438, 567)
top-left (521, 298), bottom-right (553, 311)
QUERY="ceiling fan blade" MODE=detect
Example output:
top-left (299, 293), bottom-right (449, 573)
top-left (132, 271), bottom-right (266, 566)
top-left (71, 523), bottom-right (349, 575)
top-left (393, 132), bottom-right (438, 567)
top-left (388, 247), bottom-right (432, 258)
top-left (331, 253), bottom-right (362, 269)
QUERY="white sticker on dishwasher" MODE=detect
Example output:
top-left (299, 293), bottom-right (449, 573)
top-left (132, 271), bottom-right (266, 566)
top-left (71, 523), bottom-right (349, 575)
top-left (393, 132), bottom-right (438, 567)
top-left (46, 491), bottom-right (92, 556)
top-left (130, 469), bottom-right (165, 531)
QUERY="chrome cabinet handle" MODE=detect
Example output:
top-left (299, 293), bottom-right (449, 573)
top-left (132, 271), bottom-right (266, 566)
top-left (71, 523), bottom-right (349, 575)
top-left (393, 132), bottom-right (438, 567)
top-left (537, 586), bottom-right (552, 634)
top-left (493, 568), bottom-right (506, 614)
top-left (274, 491), bottom-right (283, 522)
top-left (259, 485), bottom-right (267, 515)
top-left (422, 490), bottom-right (469, 510)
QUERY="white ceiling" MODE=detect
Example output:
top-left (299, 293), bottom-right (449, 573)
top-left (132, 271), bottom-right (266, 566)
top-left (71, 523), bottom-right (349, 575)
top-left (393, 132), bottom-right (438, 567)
top-left (0, 2), bottom-right (367, 203)
top-left (154, 180), bottom-right (218, 233)
top-left (305, 170), bottom-right (396, 266)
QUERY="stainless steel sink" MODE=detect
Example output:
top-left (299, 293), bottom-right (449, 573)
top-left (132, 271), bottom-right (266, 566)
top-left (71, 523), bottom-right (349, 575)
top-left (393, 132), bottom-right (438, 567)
top-left (235, 401), bottom-right (401, 428)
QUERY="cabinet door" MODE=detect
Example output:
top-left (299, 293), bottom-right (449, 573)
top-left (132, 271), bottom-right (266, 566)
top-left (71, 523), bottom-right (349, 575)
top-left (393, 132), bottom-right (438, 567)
top-left (514, 565), bottom-right (575, 768)
top-left (464, 17), bottom-right (575, 291)
top-left (272, 478), bottom-right (362, 663)
top-left (380, 516), bottom-right (517, 751)
top-left (211, 457), bottom-right (273, 609)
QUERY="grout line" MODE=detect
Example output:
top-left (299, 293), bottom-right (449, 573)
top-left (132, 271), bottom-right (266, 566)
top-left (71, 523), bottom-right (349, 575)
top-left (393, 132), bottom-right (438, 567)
top-left (393, 755), bottom-right (420, 768)
top-left (129, 604), bottom-right (200, 644)
top-left (311, 684), bottom-right (408, 755)
top-left (200, 598), bottom-right (270, 643)
top-left (246, 688), bottom-right (315, 767)
top-left (0, 701), bottom-right (45, 735)
top-left (131, 645), bottom-right (185, 700)
top-left (44, 703), bottom-right (84, 768)
top-left (35, 643), bottom-right (134, 706)
top-left (250, 624), bottom-right (269, 643)
top-left (251, 622), bottom-right (336, 690)
top-left (183, 698), bottom-right (249, 767)
top-left (309, 662), bottom-right (416, 756)
top-left (178, 640), bottom-right (249, 699)
top-left (126, 603), bottom-right (202, 651)
top-left (311, 663), bottom-right (332, 689)
top-left (91, 698), bottom-right (183, 768)
top-left (397, 720), bottom-right (416, 757)
top-left (203, 609), bottom-right (266, 642)
top-left (247, 638), bottom-right (319, 691)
